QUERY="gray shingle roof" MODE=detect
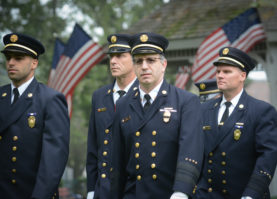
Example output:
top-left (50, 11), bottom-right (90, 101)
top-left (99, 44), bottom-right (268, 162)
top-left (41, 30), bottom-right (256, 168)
top-left (126, 0), bottom-right (277, 40)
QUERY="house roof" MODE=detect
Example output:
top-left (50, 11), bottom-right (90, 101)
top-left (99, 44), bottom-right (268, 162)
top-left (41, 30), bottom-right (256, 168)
top-left (126, 0), bottom-right (277, 41)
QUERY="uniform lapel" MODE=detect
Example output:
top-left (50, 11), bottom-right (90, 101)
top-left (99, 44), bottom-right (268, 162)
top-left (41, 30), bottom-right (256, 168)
top-left (214, 91), bottom-right (247, 147)
top-left (0, 85), bottom-right (12, 131)
top-left (205, 98), bottom-right (221, 154)
top-left (103, 85), bottom-right (116, 127)
top-left (129, 89), bottom-right (144, 121)
top-left (0, 78), bottom-right (37, 133)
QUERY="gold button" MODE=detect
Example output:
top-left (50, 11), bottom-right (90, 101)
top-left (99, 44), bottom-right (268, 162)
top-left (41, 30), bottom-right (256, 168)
top-left (152, 174), bottom-right (157, 180)
top-left (136, 164), bottom-right (140, 170)
top-left (12, 169), bottom-right (16, 173)
top-left (222, 189), bottom-right (227, 194)
top-left (209, 152), bottom-right (213, 157)
top-left (135, 142), bottom-right (140, 148)
top-left (105, 129), bottom-right (109, 134)
top-left (222, 180), bottom-right (227, 184)
top-left (12, 146), bottom-right (17, 151)
top-left (152, 131), bottom-right (157, 136)
top-left (136, 131), bottom-right (140, 136)
top-left (101, 174), bottom-right (106, 178)
top-left (208, 187), bottom-right (212, 192)
top-left (103, 151), bottom-right (107, 156)
top-left (13, 136), bottom-right (18, 141)
top-left (152, 141), bottom-right (156, 146)
top-left (221, 161), bottom-right (226, 166)
top-left (102, 162), bottom-right (107, 167)
top-left (11, 179), bottom-right (16, 184)
top-left (135, 153), bottom-right (139, 158)
top-left (221, 152), bottom-right (226, 156)
top-left (151, 152), bottom-right (156, 157)
top-left (208, 169), bottom-right (212, 173)
top-left (104, 140), bottom-right (108, 145)
top-left (110, 167), bottom-right (113, 172)
top-left (221, 170), bottom-right (226, 175)
top-left (12, 157), bottom-right (16, 162)
top-left (137, 175), bottom-right (141, 180)
top-left (0, 136), bottom-right (2, 140)
top-left (54, 193), bottom-right (57, 196)
top-left (151, 163), bottom-right (156, 169)
top-left (208, 178), bottom-right (212, 183)
top-left (208, 160), bottom-right (212, 164)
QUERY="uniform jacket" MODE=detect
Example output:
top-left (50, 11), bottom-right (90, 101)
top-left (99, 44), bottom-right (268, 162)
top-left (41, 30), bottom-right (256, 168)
top-left (111, 80), bottom-right (204, 199)
top-left (0, 78), bottom-right (70, 199)
top-left (194, 91), bottom-right (277, 199)
top-left (86, 80), bottom-right (138, 199)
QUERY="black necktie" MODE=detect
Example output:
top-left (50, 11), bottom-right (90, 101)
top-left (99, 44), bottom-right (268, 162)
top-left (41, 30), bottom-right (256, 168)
top-left (143, 94), bottom-right (151, 111)
top-left (117, 90), bottom-right (126, 98)
top-left (220, 101), bottom-right (232, 124)
top-left (12, 88), bottom-right (19, 105)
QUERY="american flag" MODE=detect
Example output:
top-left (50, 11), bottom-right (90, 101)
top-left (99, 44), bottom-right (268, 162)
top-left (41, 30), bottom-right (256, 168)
top-left (48, 24), bottom-right (105, 117)
top-left (192, 7), bottom-right (266, 83)
top-left (175, 66), bottom-right (191, 89)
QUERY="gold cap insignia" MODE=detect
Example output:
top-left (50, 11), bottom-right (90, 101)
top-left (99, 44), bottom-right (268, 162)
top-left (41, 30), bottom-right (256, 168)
top-left (239, 104), bottom-right (244, 109)
top-left (162, 90), bottom-right (167, 95)
top-left (111, 35), bottom-right (117, 43)
top-left (200, 83), bottom-right (206, 90)
top-left (140, 34), bottom-right (148, 42)
top-left (163, 110), bottom-right (171, 123)
top-left (2, 93), bottom-right (7, 97)
top-left (234, 129), bottom-right (241, 140)
top-left (28, 115), bottom-right (36, 128)
top-left (28, 93), bottom-right (33, 98)
top-left (222, 48), bottom-right (229, 55)
top-left (10, 34), bottom-right (18, 43)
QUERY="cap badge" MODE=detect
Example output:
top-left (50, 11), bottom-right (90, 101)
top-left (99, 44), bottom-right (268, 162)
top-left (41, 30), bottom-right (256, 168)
top-left (222, 48), bottom-right (229, 55)
top-left (10, 34), bottom-right (18, 43)
top-left (200, 83), bottom-right (206, 90)
top-left (111, 35), bottom-right (117, 43)
top-left (140, 34), bottom-right (148, 42)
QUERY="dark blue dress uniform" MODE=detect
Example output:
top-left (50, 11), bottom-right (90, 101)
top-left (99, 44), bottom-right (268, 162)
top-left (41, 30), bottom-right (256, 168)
top-left (111, 80), bottom-right (204, 199)
top-left (0, 79), bottom-right (70, 199)
top-left (0, 33), bottom-right (70, 199)
top-left (194, 47), bottom-right (277, 199)
top-left (86, 33), bottom-right (138, 199)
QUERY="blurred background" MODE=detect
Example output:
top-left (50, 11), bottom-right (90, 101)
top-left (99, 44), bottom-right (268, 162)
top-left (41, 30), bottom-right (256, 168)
top-left (0, 0), bottom-right (277, 198)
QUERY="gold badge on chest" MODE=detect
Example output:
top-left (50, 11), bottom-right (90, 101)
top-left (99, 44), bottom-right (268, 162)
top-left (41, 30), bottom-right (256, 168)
top-left (163, 110), bottom-right (171, 123)
top-left (28, 113), bottom-right (36, 128)
top-left (160, 107), bottom-right (177, 123)
top-left (234, 129), bottom-right (241, 140)
top-left (234, 122), bottom-right (244, 141)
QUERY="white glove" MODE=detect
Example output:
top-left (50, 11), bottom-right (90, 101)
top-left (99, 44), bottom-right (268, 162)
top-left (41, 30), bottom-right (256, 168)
top-left (170, 192), bottom-right (189, 199)
top-left (241, 197), bottom-right (253, 199)
top-left (87, 191), bottom-right (95, 199)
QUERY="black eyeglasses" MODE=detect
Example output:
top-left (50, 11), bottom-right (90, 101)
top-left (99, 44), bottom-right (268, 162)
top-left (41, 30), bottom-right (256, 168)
top-left (133, 57), bottom-right (161, 66)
